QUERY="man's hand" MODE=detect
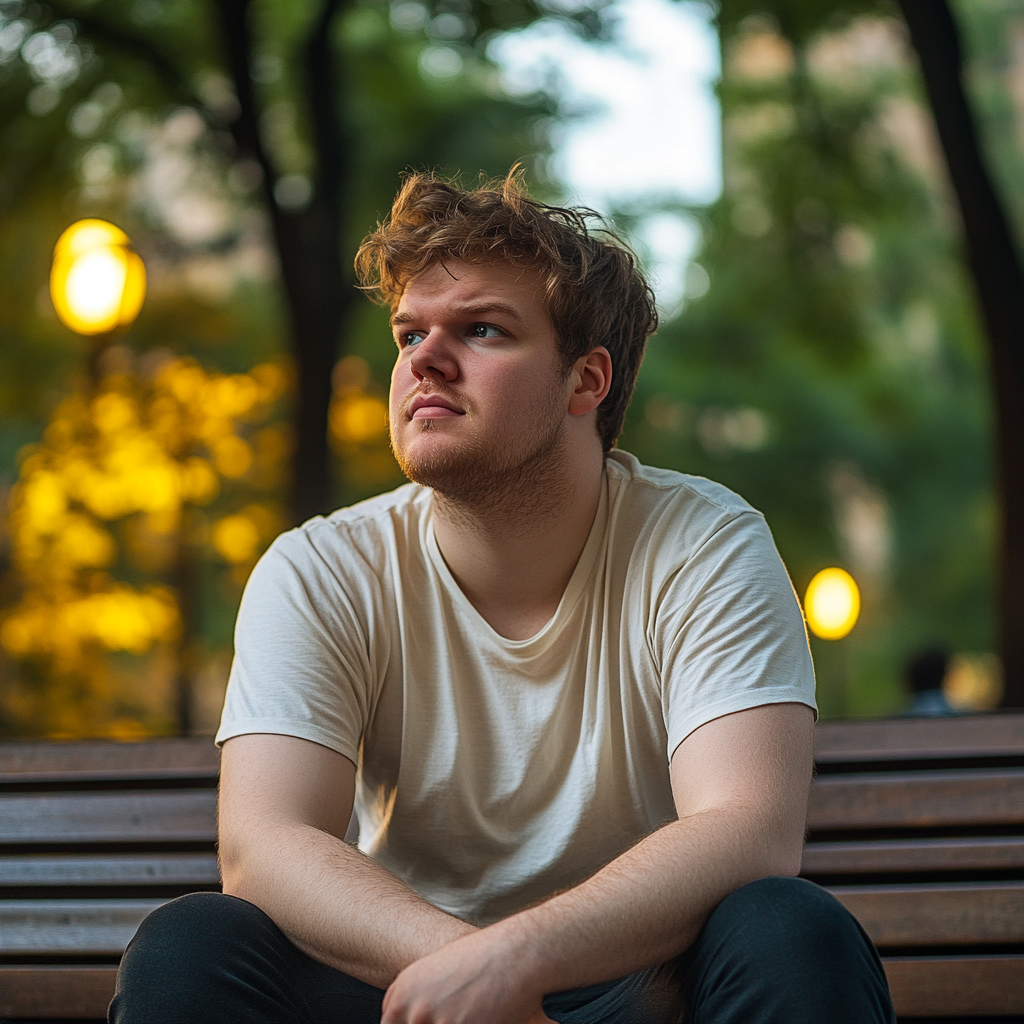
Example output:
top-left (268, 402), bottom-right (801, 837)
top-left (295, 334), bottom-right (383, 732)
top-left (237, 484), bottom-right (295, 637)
top-left (382, 928), bottom-right (555, 1024)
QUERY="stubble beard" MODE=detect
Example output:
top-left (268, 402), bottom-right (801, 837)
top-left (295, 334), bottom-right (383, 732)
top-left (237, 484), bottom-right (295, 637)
top-left (391, 383), bottom-right (572, 532)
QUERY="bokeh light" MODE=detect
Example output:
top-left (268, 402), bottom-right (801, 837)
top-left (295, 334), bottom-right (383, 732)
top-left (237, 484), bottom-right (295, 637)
top-left (805, 567), bottom-right (860, 640)
top-left (50, 219), bottom-right (146, 335)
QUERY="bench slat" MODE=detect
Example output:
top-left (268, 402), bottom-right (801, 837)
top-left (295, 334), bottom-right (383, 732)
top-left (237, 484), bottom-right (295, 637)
top-left (807, 768), bottom-right (1024, 830)
top-left (0, 737), bottom-right (219, 783)
top-left (0, 957), bottom-right (1020, 1021)
top-left (0, 791), bottom-right (217, 843)
top-left (814, 713), bottom-right (1024, 763)
top-left (830, 881), bottom-right (1024, 946)
top-left (0, 852), bottom-right (220, 886)
top-left (882, 954), bottom-right (1024, 1017)
top-left (0, 965), bottom-right (119, 1020)
top-left (0, 899), bottom-right (165, 954)
top-left (802, 835), bottom-right (1024, 875)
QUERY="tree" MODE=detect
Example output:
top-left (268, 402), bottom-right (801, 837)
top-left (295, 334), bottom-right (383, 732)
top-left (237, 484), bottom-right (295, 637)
top-left (0, 0), bottom-right (570, 736)
top-left (897, 0), bottom-right (1024, 707)
top-left (621, 2), bottom-right (1001, 717)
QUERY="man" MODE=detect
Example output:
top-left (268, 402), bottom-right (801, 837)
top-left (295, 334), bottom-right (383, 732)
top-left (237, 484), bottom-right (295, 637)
top-left (112, 172), bottom-right (894, 1024)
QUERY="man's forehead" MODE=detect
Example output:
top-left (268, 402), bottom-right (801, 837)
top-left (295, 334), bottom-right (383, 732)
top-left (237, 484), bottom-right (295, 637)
top-left (393, 260), bottom-right (545, 320)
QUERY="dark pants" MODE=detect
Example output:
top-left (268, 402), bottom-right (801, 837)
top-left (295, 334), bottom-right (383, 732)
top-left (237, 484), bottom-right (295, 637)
top-left (110, 877), bottom-right (894, 1024)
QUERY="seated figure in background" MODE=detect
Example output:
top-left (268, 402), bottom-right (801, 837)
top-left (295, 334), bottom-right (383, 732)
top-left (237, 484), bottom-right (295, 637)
top-left (111, 171), bottom-right (895, 1024)
top-left (904, 647), bottom-right (957, 717)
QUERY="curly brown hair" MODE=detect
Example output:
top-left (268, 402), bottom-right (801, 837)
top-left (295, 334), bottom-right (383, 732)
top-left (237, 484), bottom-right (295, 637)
top-left (354, 168), bottom-right (658, 452)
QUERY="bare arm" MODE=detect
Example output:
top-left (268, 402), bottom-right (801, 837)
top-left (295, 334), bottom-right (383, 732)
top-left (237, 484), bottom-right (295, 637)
top-left (218, 734), bottom-right (475, 989)
top-left (382, 702), bottom-right (814, 1023)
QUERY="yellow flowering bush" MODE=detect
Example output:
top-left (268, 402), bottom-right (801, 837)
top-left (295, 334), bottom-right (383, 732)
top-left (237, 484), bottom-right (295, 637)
top-left (0, 354), bottom-right (289, 737)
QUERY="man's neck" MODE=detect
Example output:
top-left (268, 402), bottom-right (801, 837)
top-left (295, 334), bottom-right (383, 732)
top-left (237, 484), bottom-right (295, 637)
top-left (431, 443), bottom-right (605, 641)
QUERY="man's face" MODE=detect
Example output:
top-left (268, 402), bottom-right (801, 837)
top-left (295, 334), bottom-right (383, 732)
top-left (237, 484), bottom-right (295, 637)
top-left (388, 260), bottom-right (571, 499)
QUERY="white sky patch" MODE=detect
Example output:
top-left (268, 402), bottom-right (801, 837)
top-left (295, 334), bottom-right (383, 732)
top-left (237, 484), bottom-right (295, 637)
top-left (491, 0), bottom-right (721, 315)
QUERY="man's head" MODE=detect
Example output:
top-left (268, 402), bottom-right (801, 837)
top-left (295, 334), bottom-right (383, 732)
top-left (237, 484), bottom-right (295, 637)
top-left (355, 169), bottom-right (658, 453)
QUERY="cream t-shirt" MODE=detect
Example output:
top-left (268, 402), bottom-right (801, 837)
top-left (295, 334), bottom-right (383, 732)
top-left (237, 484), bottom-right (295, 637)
top-left (216, 451), bottom-right (816, 925)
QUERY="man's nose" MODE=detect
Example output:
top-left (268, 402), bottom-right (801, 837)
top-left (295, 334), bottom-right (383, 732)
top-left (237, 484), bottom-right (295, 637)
top-left (409, 331), bottom-right (458, 383)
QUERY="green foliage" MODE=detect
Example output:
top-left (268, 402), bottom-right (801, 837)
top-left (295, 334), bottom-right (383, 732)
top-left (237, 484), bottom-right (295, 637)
top-left (0, 0), bottom-right (559, 735)
top-left (621, 4), bottom-right (1002, 718)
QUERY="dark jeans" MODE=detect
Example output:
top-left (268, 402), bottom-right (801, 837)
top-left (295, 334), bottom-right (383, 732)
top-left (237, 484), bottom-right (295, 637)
top-left (110, 876), bottom-right (894, 1024)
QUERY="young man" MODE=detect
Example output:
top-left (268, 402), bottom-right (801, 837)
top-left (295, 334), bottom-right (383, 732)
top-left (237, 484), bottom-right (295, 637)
top-left (112, 173), bottom-right (894, 1024)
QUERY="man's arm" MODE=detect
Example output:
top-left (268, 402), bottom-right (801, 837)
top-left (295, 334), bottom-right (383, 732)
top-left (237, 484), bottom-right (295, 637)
top-left (381, 702), bottom-right (814, 1024)
top-left (217, 734), bottom-right (476, 989)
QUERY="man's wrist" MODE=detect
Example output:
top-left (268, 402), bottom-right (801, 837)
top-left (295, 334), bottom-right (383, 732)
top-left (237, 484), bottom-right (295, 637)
top-left (478, 908), bottom-right (553, 998)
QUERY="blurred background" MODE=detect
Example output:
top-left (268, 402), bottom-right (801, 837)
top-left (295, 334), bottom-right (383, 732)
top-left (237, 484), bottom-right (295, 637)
top-left (0, 0), bottom-right (1021, 739)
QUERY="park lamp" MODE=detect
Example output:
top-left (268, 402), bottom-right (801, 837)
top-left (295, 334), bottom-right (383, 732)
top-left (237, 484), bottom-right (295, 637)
top-left (50, 219), bottom-right (146, 338)
top-left (804, 567), bottom-right (860, 641)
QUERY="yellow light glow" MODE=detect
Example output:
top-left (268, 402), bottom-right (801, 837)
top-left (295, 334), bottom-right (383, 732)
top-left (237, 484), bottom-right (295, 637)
top-left (804, 567), bottom-right (860, 640)
top-left (50, 220), bottom-right (146, 335)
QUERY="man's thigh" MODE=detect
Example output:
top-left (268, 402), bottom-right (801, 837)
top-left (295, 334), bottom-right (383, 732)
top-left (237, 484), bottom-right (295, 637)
top-left (110, 892), bottom-right (384, 1024)
top-left (543, 877), bottom-right (893, 1024)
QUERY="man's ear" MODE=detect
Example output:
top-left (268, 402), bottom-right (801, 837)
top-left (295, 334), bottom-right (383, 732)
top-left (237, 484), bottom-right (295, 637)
top-left (568, 346), bottom-right (612, 417)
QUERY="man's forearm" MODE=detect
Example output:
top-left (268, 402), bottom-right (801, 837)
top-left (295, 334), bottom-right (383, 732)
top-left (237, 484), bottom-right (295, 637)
top-left (221, 820), bottom-right (475, 989)
top-left (496, 805), bottom-right (792, 992)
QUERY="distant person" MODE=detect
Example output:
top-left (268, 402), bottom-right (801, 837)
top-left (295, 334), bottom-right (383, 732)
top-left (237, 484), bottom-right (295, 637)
top-left (905, 648), bottom-right (957, 717)
top-left (112, 171), bottom-right (894, 1023)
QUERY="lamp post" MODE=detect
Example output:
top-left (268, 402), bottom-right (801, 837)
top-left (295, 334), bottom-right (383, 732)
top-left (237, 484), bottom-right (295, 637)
top-left (50, 219), bottom-right (146, 381)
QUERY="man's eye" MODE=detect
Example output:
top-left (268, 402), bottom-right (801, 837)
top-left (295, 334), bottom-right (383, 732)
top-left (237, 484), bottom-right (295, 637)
top-left (470, 324), bottom-right (502, 339)
top-left (400, 332), bottom-right (425, 347)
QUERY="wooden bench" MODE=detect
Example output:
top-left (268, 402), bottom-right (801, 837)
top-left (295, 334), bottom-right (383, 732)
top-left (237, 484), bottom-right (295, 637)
top-left (1, 714), bottom-right (1021, 1021)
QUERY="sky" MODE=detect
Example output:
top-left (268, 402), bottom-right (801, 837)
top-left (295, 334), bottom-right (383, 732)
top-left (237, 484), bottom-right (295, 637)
top-left (491, 0), bottom-right (722, 314)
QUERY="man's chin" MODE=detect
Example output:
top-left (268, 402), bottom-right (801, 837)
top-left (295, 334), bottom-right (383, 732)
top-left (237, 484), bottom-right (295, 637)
top-left (392, 430), bottom-right (488, 495)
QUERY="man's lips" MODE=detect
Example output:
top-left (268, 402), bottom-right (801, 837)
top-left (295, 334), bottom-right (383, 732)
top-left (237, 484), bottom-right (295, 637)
top-left (408, 393), bottom-right (465, 419)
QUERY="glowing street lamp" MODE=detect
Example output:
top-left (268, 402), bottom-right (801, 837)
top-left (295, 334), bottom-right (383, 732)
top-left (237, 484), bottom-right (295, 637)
top-left (50, 219), bottom-right (146, 337)
top-left (805, 567), bottom-right (860, 640)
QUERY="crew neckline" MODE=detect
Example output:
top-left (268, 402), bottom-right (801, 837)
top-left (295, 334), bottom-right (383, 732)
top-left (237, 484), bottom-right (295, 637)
top-left (424, 470), bottom-right (610, 654)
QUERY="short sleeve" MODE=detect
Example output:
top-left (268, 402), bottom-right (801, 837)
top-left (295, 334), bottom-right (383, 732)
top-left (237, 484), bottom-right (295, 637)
top-left (650, 511), bottom-right (816, 760)
top-left (215, 529), bottom-right (382, 763)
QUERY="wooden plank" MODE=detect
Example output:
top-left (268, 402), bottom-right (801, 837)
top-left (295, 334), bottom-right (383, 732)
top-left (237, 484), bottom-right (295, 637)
top-left (0, 899), bottom-right (164, 954)
top-left (829, 881), bottom-right (1024, 947)
top-left (0, 852), bottom-right (219, 886)
top-left (0, 737), bottom-right (219, 784)
top-left (0, 965), bottom-right (118, 1020)
top-left (883, 955), bottom-right (1024, 1017)
top-left (801, 835), bottom-right (1024, 875)
top-left (0, 790), bottom-right (217, 843)
top-left (815, 712), bottom-right (1024, 763)
top-left (807, 768), bottom-right (1024, 830)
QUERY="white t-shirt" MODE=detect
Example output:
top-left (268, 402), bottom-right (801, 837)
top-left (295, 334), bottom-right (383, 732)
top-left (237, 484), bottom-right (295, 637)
top-left (217, 451), bottom-right (815, 925)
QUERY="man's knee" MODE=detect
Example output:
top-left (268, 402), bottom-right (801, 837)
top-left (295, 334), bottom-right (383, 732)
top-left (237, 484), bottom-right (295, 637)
top-left (696, 874), bottom-right (889, 985)
top-left (713, 876), bottom-right (866, 951)
top-left (112, 893), bottom-right (283, 1022)
top-left (123, 892), bottom-right (270, 967)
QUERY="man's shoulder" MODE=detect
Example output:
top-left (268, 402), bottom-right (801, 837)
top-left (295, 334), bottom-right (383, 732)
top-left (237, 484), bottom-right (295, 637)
top-left (264, 480), bottom-right (429, 571)
top-left (606, 450), bottom-right (761, 523)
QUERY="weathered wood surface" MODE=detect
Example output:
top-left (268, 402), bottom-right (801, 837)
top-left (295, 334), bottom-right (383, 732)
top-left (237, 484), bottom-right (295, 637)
top-left (0, 790), bottom-right (218, 844)
top-left (0, 852), bottom-right (219, 886)
top-left (829, 881), bottom-right (1024, 946)
top-left (0, 736), bottom-right (219, 783)
top-left (802, 835), bottom-right (1024, 875)
top-left (0, 966), bottom-right (119, 1020)
top-left (882, 954), bottom-right (1024, 1017)
top-left (0, 899), bottom-right (165, 954)
top-left (815, 712), bottom-right (1024, 763)
top-left (1, 955), bottom-right (1020, 1020)
top-left (806, 768), bottom-right (1024, 830)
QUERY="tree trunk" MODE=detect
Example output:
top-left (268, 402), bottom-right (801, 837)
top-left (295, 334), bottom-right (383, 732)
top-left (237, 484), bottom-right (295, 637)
top-left (899, 0), bottom-right (1024, 708)
top-left (216, 0), bottom-right (356, 526)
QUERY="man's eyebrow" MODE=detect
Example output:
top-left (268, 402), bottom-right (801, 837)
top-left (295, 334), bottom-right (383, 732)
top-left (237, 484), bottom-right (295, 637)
top-left (389, 302), bottom-right (527, 328)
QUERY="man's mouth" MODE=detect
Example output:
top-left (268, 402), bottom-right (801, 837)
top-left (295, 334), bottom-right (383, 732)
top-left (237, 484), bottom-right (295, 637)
top-left (408, 393), bottom-right (465, 420)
